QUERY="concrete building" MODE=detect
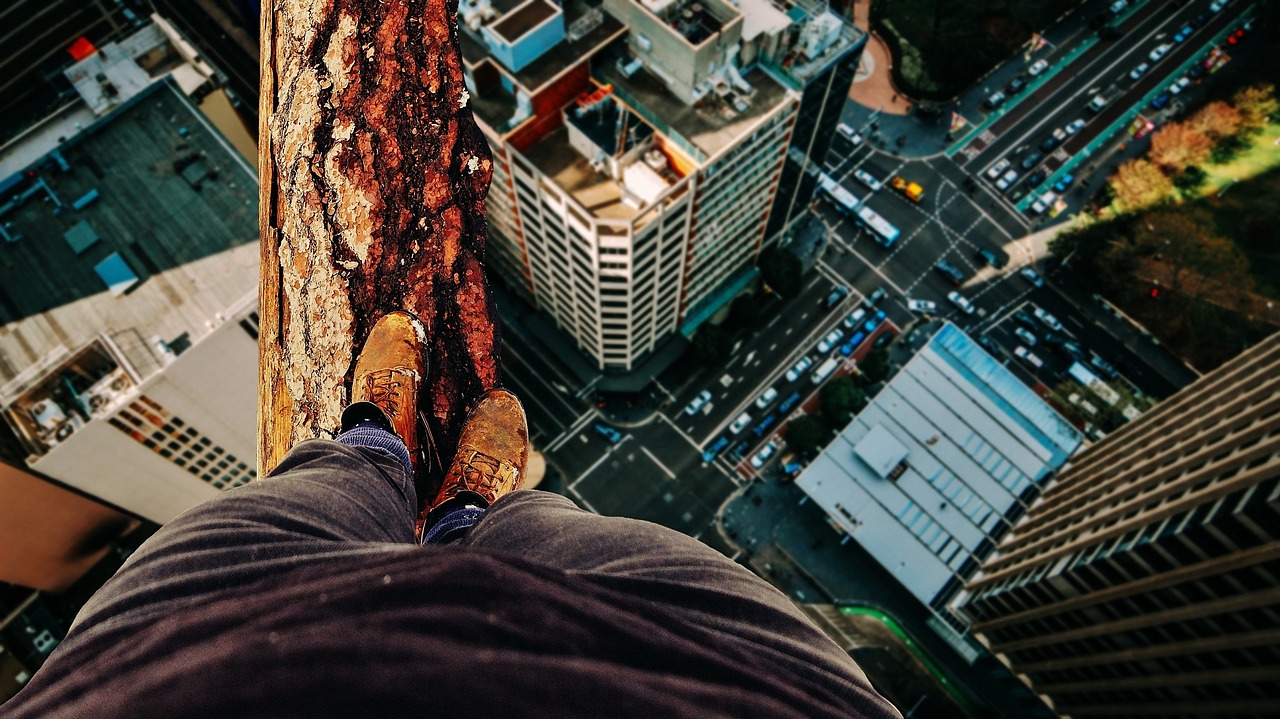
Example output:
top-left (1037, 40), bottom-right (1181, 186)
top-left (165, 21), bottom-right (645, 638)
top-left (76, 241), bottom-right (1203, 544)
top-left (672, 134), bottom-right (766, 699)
top-left (0, 22), bottom-right (261, 524)
top-left (954, 333), bottom-right (1280, 718)
top-left (460, 0), bottom-right (864, 373)
top-left (794, 323), bottom-right (1082, 649)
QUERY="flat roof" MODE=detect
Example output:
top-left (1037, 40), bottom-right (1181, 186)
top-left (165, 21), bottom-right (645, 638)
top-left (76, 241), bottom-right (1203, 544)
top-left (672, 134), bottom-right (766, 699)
top-left (0, 79), bottom-right (259, 388)
top-left (492, 0), bottom-right (559, 43)
top-left (523, 126), bottom-right (638, 221)
top-left (795, 323), bottom-right (1082, 606)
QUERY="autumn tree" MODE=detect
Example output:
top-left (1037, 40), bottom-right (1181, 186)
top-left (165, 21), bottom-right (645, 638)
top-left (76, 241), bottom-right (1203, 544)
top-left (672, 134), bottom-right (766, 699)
top-left (1109, 159), bottom-right (1173, 213)
top-left (1187, 101), bottom-right (1244, 142)
top-left (1232, 83), bottom-right (1278, 131)
top-left (1149, 122), bottom-right (1213, 172)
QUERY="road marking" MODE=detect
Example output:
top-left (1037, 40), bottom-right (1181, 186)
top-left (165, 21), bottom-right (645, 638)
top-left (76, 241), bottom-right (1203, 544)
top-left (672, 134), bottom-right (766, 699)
top-left (567, 484), bottom-right (600, 514)
top-left (641, 446), bottom-right (676, 480)
top-left (545, 409), bottom-right (598, 453)
top-left (658, 412), bottom-right (706, 452)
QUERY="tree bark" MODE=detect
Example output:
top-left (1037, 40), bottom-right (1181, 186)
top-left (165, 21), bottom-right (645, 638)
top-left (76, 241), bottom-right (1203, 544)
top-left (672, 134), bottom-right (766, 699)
top-left (257, 0), bottom-right (499, 499)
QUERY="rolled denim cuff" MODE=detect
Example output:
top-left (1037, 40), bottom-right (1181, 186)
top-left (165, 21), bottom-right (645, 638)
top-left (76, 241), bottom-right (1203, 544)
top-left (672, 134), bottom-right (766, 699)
top-left (336, 423), bottom-right (413, 478)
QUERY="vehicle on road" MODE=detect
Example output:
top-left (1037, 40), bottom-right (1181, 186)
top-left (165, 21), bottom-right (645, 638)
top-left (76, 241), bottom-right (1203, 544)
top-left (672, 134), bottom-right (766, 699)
top-left (1090, 354), bottom-right (1120, 380)
top-left (1049, 339), bottom-right (1087, 362)
top-left (986, 158), bottom-right (1011, 180)
top-left (1151, 93), bottom-right (1172, 110)
top-left (1040, 128), bottom-right (1067, 152)
top-left (1087, 94), bottom-right (1107, 112)
top-left (1014, 327), bottom-right (1038, 346)
top-left (985, 91), bottom-right (1007, 109)
top-left (865, 287), bottom-right (887, 306)
top-left (1168, 76), bottom-right (1191, 94)
top-left (1033, 306), bottom-right (1064, 332)
top-left (811, 357), bottom-right (840, 384)
top-left (1227, 27), bottom-right (1246, 45)
top-left (1209, 0), bottom-right (1227, 12)
top-left (1053, 174), bottom-right (1074, 193)
top-left (843, 307), bottom-right (867, 328)
top-left (1013, 309), bottom-right (1037, 327)
top-left (947, 291), bottom-right (976, 315)
top-left (778, 391), bottom-right (802, 414)
top-left (729, 412), bottom-right (753, 434)
top-left (817, 328), bottom-right (844, 353)
top-left (1014, 346), bottom-right (1044, 369)
top-left (1006, 76), bottom-right (1027, 94)
top-left (976, 247), bottom-right (1006, 269)
top-left (996, 169), bottom-right (1019, 191)
top-left (934, 260), bottom-right (967, 286)
top-left (1020, 267), bottom-right (1044, 287)
top-left (1030, 191), bottom-right (1058, 215)
top-left (1129, 63), bottom-right (1150, 80)
top-left (1109, 0), bottom-right (1128, 13)
top-left (755, 387), bottom-right (778, 410)
top-left (854, 168), bottom-right (883, 191)
top-left (750, 440), bottom-right (780, 469)
top-left (855, 204), bottom-right (901, 247)
top-left (753, 414), bottom-right (778, 438)
top-left (701, 436), bottom-right (729, 463)
top-left (873, 331), bottom-right (895, 349)
top-left (1173, 25), bottom-right (1193, 43)
top-left (594, 423), bottom-right (623, 444)
top-left (1148, 44), bottom-right (1171, 62)
top-left (786, 356), bottom-right (815, 382)
top-left (1065, 118), bottom-right (1087, 135)
top-left (684, 389), bottom-right (712, 416)
top-left (836, 123), bottom-right (863, 145)
top-left (727, 440), bottom-right (751, 462)
top-left (1026, 169), bottom-right (1048, 187)
top-left (1020, 152), bottom-right (1044, 170)
top-left (824, 286), bottom-right (849, 310)
top-left (891, 177), bottom-right (925, 203)
top-left (908, 299), bottom-right (938, 314)
top-left (1028, 59), bottom-right (1049, 77)
top-left (838, 332), bottom-right (865, 356)
top-left (1099, 24), bottom-right (1123, 40)
top-left (1191, 12), bottom-right (1209, 28)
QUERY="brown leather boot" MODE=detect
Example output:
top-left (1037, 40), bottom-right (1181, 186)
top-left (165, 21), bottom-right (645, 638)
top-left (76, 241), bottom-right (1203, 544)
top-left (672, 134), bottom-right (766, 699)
top-left (341, 311), bottom-right (427, 471)
top-left (426, 388), bottom-right (528, 513)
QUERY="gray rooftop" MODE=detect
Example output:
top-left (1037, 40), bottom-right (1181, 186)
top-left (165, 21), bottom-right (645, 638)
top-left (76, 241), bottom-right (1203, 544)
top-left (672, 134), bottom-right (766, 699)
top-left (0, 78), bottom-right (259, 388)
top-left (795, 323), bottom-right (1083, 608)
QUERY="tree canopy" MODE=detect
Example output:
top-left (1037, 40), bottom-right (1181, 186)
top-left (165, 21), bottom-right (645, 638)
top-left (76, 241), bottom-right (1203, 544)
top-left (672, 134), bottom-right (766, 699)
top-left (758, 247), bottom-right (803, 298)
top-left (691, 324), bottom-right (733, 366)
top-left (785, 415), bottom-right (832, 456)
top-left (820, 376), bottom-right (867, 427)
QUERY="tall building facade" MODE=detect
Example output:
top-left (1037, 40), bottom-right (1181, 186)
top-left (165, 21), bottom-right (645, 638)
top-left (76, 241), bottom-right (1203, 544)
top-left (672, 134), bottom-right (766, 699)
top-left (461, 0), bottom-right (864, 371)
top-left (954, 333), bottom-right (1280, 718)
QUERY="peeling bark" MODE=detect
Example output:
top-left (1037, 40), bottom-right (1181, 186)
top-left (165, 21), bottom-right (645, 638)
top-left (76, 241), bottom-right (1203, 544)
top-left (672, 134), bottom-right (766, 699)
top-left (258, 0), bottom-right (499, 500)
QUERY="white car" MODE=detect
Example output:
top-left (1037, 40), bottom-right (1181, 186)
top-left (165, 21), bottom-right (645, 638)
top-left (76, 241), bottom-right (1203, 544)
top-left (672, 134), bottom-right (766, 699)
top-left (817, 328), bottom-right (845, 353)
top-left (1168, 77), bottom-right (1192, 95)
top-left (785, 356), bottom-right (814, 382)
top-left (1014, 346), bottom-right (1045, 369)
top-left (947, 291), bottom-right (976, 315)
top-left (907, 299), bottom-right (938, 314)
top-left (1020, 267), bottom-right (1044, 287)
top-left (729, 412), bottom-right (753, 434)
top-left (1148, 44), bottom-right (1171, 62)
top-left (837, 123), bottom-right (863, 145)
top-left (755, 387), bottom-right (778, 410)
top-left (843, 307), bottom-right (868, 328)
top-left (1209, 0), bottom-right (1227, 12)
top-left (1110, 0), bottom-right (1128, 13)
top-left (750, 440), bottom-right (780, 469)
top-left (1028, 59), bottom-right (1049, 77)
top-left (986, 158), bottom-right (1011, 180)
top-left (854, 168), bottom-right (883, 191)
top-left (1129, 63), bottom-right (1150, 80)
top-left (996, 169), bottom-right (1019, 191)
top-left (684, 390), bottom-right (712, 416)
top-left (1029, 191), bottom-right (1058, 215)
top-left (1014, 327), bottom-right (1038, 346)
top-left (1033, 306), bottom-right (1063, 332)
top-left (1064, 118), bottom-right (1086, 135)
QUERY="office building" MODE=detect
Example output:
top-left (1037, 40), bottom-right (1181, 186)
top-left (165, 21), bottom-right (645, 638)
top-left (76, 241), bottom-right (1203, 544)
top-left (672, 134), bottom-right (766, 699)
top-left (955, 333), bottom-right (1280, 718)
top-left (0, 22), bottom-right (261, 524)
top-left (794, 323), bottom-right (1083, 651)
top-left (461, 0), bottom-right (864, 372)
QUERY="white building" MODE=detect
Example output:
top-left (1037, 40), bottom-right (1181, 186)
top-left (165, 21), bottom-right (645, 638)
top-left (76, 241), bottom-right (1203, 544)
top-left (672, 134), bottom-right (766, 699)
top-left (795, 323), bottom-right (1083, 636)
top-left (0, 23), bottom-right (261, 524)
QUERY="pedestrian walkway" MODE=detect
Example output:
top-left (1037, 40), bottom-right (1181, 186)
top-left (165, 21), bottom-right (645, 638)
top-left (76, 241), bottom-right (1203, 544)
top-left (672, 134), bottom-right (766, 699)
top-left (847, 0), bottom-right (910, 117)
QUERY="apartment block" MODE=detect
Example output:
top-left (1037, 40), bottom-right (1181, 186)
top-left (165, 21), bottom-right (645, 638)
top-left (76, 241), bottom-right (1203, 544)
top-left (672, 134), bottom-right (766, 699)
top-left (460, 0), bottom-right (864, 371)
top-left (954, 333), bottom-right (1280, 718)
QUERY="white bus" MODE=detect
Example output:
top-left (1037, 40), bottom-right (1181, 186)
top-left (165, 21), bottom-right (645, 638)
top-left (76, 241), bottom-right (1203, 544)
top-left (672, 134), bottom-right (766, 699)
top-left (817, 173), bottom-right (900, 248)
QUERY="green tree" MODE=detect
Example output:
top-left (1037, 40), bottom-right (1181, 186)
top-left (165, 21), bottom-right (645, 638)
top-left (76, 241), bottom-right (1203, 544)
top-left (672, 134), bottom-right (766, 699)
top-left (784, 415), bottom-right (832, 456)
top-left (691, 324), bottom-right (732, 366)
top-left (758, 247), bottom-right (803, 298)
top-left (725, 293), bottom-right (759, 333)
top-left (820, 376), bottom-right (867, 426)
top-left (1232, 83), bottom-right (1278, 131)
top-left (861, 348), bottom-right (892, 384)
top-left (1173, 165), bottom-right (1208, 195)
top-left (1109, 159), bottom-right (1174, 213)
top-left (1210, 133), bottom-right (1250, 164)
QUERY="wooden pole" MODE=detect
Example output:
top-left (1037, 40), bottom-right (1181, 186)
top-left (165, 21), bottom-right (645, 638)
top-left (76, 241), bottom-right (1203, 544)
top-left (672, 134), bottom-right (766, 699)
top-left (257, 0), bottom-right (500, 499)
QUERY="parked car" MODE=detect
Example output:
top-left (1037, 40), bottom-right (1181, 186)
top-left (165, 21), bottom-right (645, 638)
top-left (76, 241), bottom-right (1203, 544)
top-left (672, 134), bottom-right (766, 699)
top-left (1148, 44), bottom-right (1172, 62)
top-left (753, 414), bottom-right (778, 438)
top-left (811, 358), bottom-right (840, 384)
top-left (947, 291), bottom-right (976, 315)
top-left (986, 158), bottom-right (1011, 180)
top-left (1033, 306), bottom-right (1064, 332)
top-left (985, 91), bottom-right (1008, 109)
top-left (996, 169), bottom-right (1019, 191)
top-left (1014, 346), bottom-right (1045, 369)
top-left (1173, 25), bottom-right (1193, 43)
top-left (786, 356), bottom-right (815, 382)
top-left (684, 389), bottom-right (712, 416)
top-left (1053, 174), bottom-right (1074, 193)
top-left (908, 299), bottom-right (938, 314)
top-left (1209, 0), bottom-right (1228, 12)
top-left (976, 248), bottom-right (1006, 269)
top-left (729, 412), bottom-right (753, 434)
top-left (1151, 93), bottom-right (1172, 110)
top-left (836, 123), bottom-right (863, 145)
top-left (873, 331), bottom-right (896, 349)
top-left (934, 260), bottom-right (967, 286)
top-left (1129, 63), bottom-right (1150, 80)
top-left (854, 168), bottom-right (883, 191)
top-left (839, 331), bottom-right (868, 356)
top-left (1064, 118), bottom-right (1087, 135)
top-left (817, 328), bottom-right (845, 353)
top-left (755, 387), bottom-right (778, 410)
top-left (701, 436), bottom-right (729, 463)
top-left (864, 287), bottom-right (887, 306)
top-left (1109, 0), bottom-right (1128, 13)
top-left (843, 307), bottom-right (868, 328)
top-left (1020, 152), bottom-right (1044, 170)
top-left (1028, 59), bottom-right (1049, 77)
top-left (824, 286), bottom-right (849, 310)
top-left (1006, 76), bottom-right (1028, 94)
top-left (594, 423), bottom-right (623, 444)
top-left (1014, 327), bottom-right (1038, 346)
top-left (750, 440), bottom-right (780, 469)
top-left (727, 440), bottom-right (751, 462)
top-left (1087, 94), bottom-right (1107, 112)
top-left (1040, 128), bottom-right (1067, 152)
top-left (1013, 309), bottom-right (1038, 327)
top-left (1030, 191), bottom-right (1057, 215)
top-left (778, 391), bottom-right (802, 414)
top-left (1026, 169), bottom-right (1048, 187)
top-left (1090, 354), bottom-right (1120, 380)
top-left (1020, 267), bottom-right (1044, 287)
top-left (1168, 76), bottom-right (1192, 95)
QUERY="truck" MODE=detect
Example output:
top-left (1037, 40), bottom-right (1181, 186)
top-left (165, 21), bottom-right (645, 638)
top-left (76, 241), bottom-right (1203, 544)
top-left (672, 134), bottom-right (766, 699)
top-left (811, 357), bottom-right (840, 384)
top-left (890, 177), bottom-right (924, 203)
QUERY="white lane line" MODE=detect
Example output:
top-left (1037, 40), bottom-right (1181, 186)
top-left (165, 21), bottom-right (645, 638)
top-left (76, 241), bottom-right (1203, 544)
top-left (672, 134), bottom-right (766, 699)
top-left (504, 343), bottom-right (583, 418)
top-left (641, 446), bottom-right (676, 480)
top-left (659, 412), bottom-right (705, 452)
top-left (545, 409), bottom-right (598, 453)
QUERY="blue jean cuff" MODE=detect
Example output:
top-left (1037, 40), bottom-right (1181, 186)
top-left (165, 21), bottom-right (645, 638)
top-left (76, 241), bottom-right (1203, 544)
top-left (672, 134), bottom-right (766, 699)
top-left (336, 422), bottom-right (413, 478)
top-left (422, 506), bottom-right (487, 545)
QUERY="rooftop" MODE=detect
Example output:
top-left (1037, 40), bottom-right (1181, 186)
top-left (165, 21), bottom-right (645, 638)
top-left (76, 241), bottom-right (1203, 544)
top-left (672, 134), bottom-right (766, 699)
top-left (795, 323), bottom-right (1082, 608)
top-left (0, 78), bottom-right (259, 392)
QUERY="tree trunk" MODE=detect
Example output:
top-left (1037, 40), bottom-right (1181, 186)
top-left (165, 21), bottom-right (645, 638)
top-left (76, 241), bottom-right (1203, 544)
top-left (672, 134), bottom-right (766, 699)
top-left (257, 0), bottom-right (499, 501)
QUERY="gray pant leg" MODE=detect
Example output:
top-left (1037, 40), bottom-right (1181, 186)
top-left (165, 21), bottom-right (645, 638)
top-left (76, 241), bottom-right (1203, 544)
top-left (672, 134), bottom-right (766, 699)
top-left (68, 440), bottom-right (419, 642)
